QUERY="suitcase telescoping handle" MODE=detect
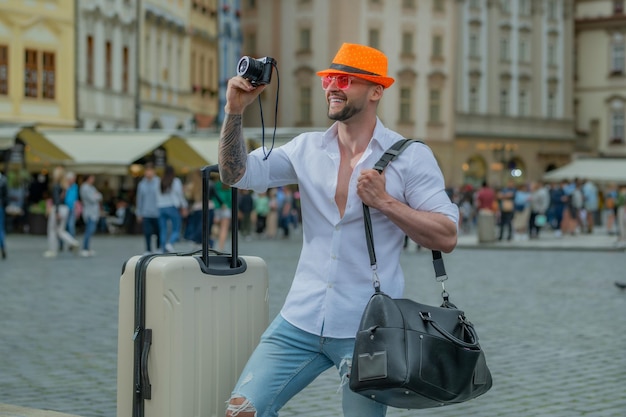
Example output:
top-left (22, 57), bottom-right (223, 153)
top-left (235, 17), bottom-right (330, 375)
top-left (202, 165), bottom-right (239, 269)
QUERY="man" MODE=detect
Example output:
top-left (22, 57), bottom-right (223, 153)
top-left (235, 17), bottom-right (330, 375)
top-left (135, 162), bottom-right (160, 254)
top-left (219, 43), bottom-right (458, 417)
top-left (497, 180), bottom-right (516, 241)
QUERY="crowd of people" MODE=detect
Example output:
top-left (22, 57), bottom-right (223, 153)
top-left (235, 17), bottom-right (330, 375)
top-left (451, 178), bottom-right (626, 246)
top-left (0, 161), bottom-right (306, 260)
top-left (1, 163), bottom-right (626, 262)
top-left (1, 162), bottom-right (625, 262)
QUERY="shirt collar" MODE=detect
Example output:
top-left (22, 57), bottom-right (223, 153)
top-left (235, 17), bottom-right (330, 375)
top-left (320, 117), bottom-right (393, 152)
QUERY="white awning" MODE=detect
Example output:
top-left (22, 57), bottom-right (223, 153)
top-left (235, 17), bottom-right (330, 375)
top-left (543, 158), bottom-right (626, 183)
top-left (41, 131), bottom-right (172, 174)
top-left (184, 137), bottom-right (220, 166)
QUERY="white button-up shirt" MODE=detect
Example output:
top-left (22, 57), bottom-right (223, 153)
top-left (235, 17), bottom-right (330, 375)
top-left (234, 119), bottom-right (459, 338)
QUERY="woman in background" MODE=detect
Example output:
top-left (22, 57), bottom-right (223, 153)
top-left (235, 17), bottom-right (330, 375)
top-left (44, 166), bottom-right (79, 258)
top-left (157, 165), bottom-right (188, 252)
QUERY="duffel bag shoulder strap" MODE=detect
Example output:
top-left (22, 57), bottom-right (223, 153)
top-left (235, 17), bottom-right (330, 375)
top-left (362, 139), bottom-right (448, 297)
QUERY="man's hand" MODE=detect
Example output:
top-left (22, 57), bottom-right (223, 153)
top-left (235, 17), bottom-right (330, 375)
top-left (224, 76), bottom-right (267, 114)
top-left (357, 169), bottom-right (391, 210)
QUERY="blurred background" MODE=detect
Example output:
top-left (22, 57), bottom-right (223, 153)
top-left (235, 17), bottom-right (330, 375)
top-left (0, 0), bottom-right (625, 235)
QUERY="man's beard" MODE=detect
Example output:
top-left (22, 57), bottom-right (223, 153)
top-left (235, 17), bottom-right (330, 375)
top-left (327, 102), bottom-right (362, 122)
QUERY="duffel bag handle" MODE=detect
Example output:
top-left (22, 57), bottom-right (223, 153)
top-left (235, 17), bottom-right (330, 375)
top-left (419, 312), bottom-right (481, 350)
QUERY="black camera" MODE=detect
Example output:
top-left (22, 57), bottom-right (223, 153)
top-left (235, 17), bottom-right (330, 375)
top-left (236, 56), bottom-right (276, 86)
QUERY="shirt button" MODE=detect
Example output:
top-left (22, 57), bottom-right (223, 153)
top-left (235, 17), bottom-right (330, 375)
top-left (328, 284), bottom-right (333, 288)
top-left (335, 225), bottom-right (340, 231)
top-left (331, 254), bottom-right (337, 259)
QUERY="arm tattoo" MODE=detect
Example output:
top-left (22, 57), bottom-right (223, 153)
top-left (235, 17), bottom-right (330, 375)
top-left (219, 113), bottom-right (247, 184)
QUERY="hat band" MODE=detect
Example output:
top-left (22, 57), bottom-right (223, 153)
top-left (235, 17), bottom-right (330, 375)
top-left (329, 63), bottom-right (381, 77)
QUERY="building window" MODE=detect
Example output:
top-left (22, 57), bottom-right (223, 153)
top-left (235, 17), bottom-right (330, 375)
top-left (499, 38), bottom-right (510, 61)
top-left (105, 41), bottom-right (112, 89)
top-left (42, 51), bottom-right (55, 99)
top-left (611, 34), bottom-right (625, 74)
top-left (399, 87), bottom-right (412, 123)
top-left (469, 86), bottom-right (479, 113)
top-left (547, 0), bottom-right (557, 19)
top-left (500, 89), bottom-right (509, 116)
top-left (24, 49), bottom-right (38, 98)
top-left (429, 89), bottom-right (441, 123)
top-left (369, 29), bottom-right (380, 50)
top-left (0, 45), bottom-right (7, 95)
top-left (432, 35), bottom-right (443, 58)
top-left (615, 0), bottom-right (624, 14)
top-left (547, 41), bottom-right (557, 66)
top-left (519, 38), bottom-right (529, 62)
top-left (200, 55), bottom-right (205, 90)
top-left (86, 36), bottom-right (94, 85)
top-left (469, 0), bottom-right (480, 9)
top-left (610, 100), bottom-right (624, 143)
top-left (402, 0), bottom-right (415, 9)
top-left (122, 46), bottom-right (129, 93)
top-left (299, 28), bottom-right (311, 52)
top-left (401, 32), bottom-right (413, 57)
top-left (520, 0), bottom-right (530, 15)
top-left (469, 34), bottom-right (479, 58)
top-left (299, 86), bottom-right (312, 124)
top-left (433, 0), bottom-right (444, 12)
top-left (501, 0), bottom-right (510, 14)
top-left (23, 49), bottom-right (55, 99)
top-left (519, 90), bottom-right (528, 116)
top-left (547, 92), bottom-right (556, 118)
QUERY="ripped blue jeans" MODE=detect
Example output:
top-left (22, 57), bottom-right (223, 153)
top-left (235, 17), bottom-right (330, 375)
top-left (229, 315), bottom-right (386, 417)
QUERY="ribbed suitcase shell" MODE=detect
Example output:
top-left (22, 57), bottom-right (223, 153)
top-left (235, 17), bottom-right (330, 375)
top-left (116, 254), bottom-right (269, 417)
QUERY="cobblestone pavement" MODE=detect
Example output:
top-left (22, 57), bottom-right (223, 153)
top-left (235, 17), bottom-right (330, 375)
top-left (0, 230), bottom-right (624, 417)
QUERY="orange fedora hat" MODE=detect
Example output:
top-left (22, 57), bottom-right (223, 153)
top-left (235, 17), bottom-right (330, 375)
top-left (317, 43), bottom-right (395, 88)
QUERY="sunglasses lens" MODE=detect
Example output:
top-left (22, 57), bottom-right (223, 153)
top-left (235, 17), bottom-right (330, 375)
top-left (335, 76), bottom-right (350, 89)
top-left (322, 75), bottom-right (351, 90)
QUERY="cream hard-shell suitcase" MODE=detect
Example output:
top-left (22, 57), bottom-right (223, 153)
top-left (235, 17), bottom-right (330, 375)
top-left (117, 166), bottom-right (269, 417)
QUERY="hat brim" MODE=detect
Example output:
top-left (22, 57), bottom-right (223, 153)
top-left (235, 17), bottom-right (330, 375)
top-left (316, 68), bottom-right (395, 89)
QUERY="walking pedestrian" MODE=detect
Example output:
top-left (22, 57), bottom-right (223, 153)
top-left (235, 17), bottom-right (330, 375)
top-left (157, 165), bottom-right (188, 252)
top-left (213, 179), bottom-right (232, 251)
top-left (44, 166), bottom-right (80, 258)
top-left (63, 171), bottom-right (79, 239)
top-left (79, 174), bottom-right (102, 257)
top-left (238, 189), bottom-right (254, 240)
top-left (254, 191), bottom-right (270, 236)
top-left (135, 162), bottom-right (160, 254)
top-left (183, 169), bottom-right (223, 248)
top-left (219, 42), bottom-right (458, 417)
top-left (615, 185), bottom-right (626, 248)
top-left (0, 170), bottom-right (7, 259)
top-left (528, 181), bottom-right (550, 239)
top-left (497, 180), bottom-right (516, 241)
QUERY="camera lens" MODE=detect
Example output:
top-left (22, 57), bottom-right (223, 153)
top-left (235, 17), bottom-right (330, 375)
top-left (237, 57), bottom-right (250, 76)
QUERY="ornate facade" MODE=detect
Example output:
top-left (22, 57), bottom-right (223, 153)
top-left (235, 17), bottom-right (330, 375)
top-left (77, 0), bottom-right (138, 130)
top-left (575, 0), bottom-right (626, 158)
top-left (0, 0), bottom-right (76, 128)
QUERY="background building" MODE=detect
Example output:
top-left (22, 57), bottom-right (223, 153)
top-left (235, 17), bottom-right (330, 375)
top-left (77, 0), bottom-right (138, 130)
top-left (575, 0), bottom-right (626, 158)
top-left (453, 0), bottom-right (576, 187)
top-left (138, 0), bottom-right (192, 130)
top-left (188, 0), bottom-right (220, 130)
top-left (0, 0), bottom-right (76, 129)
